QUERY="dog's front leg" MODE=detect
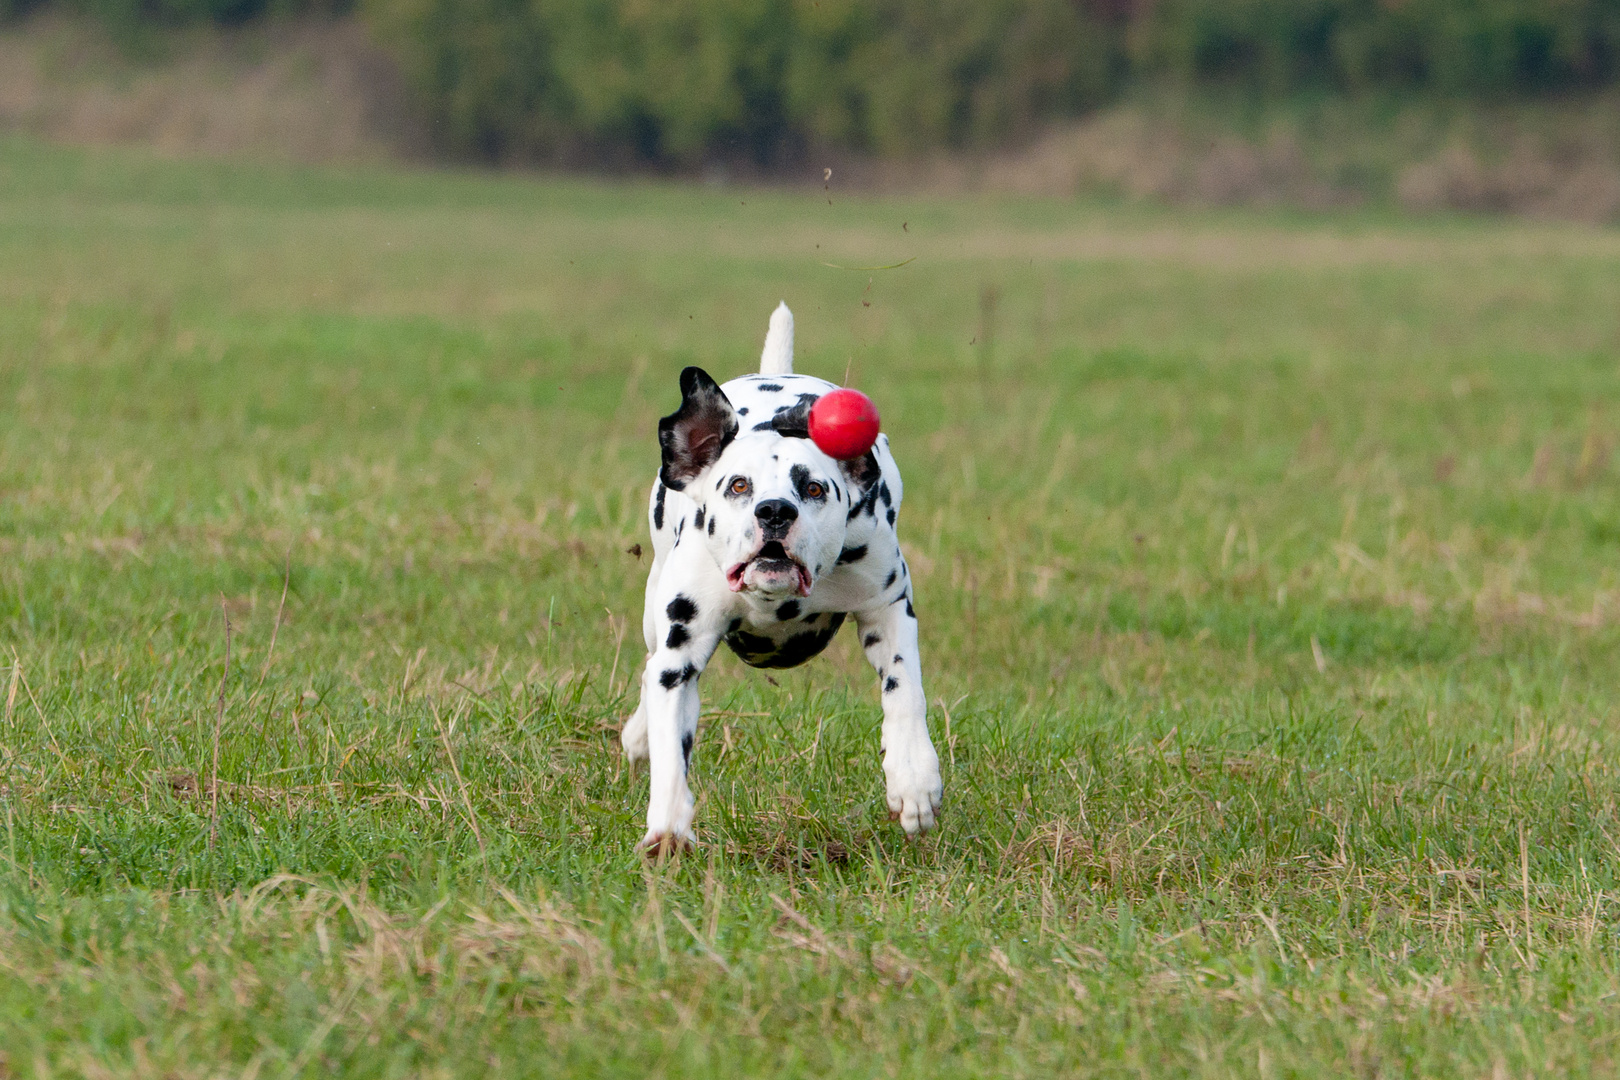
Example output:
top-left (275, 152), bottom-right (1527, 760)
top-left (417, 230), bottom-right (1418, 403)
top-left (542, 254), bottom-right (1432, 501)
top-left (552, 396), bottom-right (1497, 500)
top-left (638, 577), bottom-right (728, 853)
top-left (856, 593), bottom-right (942, 834)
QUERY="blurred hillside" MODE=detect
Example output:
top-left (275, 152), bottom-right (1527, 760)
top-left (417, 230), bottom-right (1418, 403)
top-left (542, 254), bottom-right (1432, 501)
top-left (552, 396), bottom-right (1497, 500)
top-left (0, 16), bottom-right (421, 162)
top-left (2, 2), bottom-right (1619, 220)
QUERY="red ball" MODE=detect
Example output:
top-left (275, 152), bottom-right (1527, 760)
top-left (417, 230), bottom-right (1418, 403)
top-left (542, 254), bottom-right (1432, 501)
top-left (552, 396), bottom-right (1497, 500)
top-left (809, 388), bottom-right (881, 460)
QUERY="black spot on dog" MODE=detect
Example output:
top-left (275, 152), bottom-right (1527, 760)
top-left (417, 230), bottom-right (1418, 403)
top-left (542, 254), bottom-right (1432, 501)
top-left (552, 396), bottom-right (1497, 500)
top-left (725, 629), bottom-right (778, 662)
top-left (887, 507), bottom-right (897, 526)
top-left (666, 624), bottom-right (689, 648)
top-left (707, 515), bottom-right (716, 535)
top-left (884, 676), bottom-right (900, 693)
top-left (776, 600), bottom-right (801, 621)
top-left (884, 569), bottom-right (897, 588)
top-left (653, 483), bottom-right (666, 530)
top-left (737, 407), bottom-right (749, 416)
top-left (727, 617), bottom-right (743, 634)
top-left (790, 464), bottom-right (827, 502)
top-left (666, 596), bottom-right (698, 623)
top-left (758, 382), bottom-right (783, 392)
top-left (837, 545), bottom-right (867, 565)
top-left (752, 420), bottom-right (775, 432)
top-left (659, 664), bottom-right (698, 689)
top-left (863, 632), bottom-right (881, 648)
top-left (893, 654), bottom-right (902, 664)
top-left (847, 483), bottom-right (878, 522)
top-left (673, 518), bottom-right (685, 544)
top-left (879, 482), bottom-right (892, 507)
top-left (693, 506), bottom-right (705, 528)
top-left (774, 627), bottom-right (840, 667)
top-left (681, 731), bottom-right (694, 768)
top-left (724, 613), bottom-right (846, 669)
top-left (904, 597), bottom-right (915, 618)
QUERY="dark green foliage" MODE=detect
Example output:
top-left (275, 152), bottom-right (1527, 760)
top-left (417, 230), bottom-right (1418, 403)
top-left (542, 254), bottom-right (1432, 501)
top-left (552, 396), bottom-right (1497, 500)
top-left (360, 0), bottom-right (1122, 164)
top-left (1143, 0), bottom-right (1620, 95)
top-left (780, 0), bottom-right (1121, 156)
top-left (0, 0), bottom-right (45, 19)
top-left (356, 0), bottom-right (1620, 163)
top-left (24, 0), bottom-right (349, 27)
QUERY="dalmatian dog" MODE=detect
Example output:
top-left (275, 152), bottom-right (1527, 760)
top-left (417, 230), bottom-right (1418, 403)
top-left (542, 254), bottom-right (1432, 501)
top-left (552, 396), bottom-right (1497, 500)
top-left (620, 302), bottom-right (943, 853)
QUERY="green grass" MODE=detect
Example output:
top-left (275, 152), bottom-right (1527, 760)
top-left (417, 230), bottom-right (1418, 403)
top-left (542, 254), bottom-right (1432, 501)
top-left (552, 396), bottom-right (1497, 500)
top-left (4, 133), bottom-right (1620, 1077)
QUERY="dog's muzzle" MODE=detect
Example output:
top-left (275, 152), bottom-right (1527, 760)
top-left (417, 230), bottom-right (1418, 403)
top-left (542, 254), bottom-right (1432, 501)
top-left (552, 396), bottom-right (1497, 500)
top-left (726, 539), bottom-right (813, 597)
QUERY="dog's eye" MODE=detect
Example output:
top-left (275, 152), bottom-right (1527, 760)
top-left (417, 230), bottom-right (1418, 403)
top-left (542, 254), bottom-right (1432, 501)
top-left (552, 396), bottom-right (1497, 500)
top-left (729, 477), bottom-right (752, 496)
top-left (805, 481), bottom-right (825, 499)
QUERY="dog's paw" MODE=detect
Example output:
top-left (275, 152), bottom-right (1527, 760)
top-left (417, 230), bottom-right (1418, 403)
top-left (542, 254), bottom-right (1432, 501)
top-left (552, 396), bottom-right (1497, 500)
top-left (620, 705), bottom-right (649, 762)
top-left (884, 751), bottom-right (943, 835)
top-left (637, 829), bottom-right (697, 858)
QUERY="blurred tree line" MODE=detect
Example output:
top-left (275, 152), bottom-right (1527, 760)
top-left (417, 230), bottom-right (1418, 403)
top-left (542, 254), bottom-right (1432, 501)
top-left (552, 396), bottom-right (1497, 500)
top-left (6, 0), bottom-right (1620, 164)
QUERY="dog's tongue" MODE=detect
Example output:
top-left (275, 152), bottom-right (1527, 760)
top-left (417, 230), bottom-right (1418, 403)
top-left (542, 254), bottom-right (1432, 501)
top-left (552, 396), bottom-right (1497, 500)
top-left (726, 563), bottom-right (748, 591)
top-left (795, 565), bottom-right (813, 596)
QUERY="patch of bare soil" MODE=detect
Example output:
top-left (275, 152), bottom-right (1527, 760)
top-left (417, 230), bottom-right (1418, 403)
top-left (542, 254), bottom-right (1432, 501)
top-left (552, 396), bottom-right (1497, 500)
top-left (0, 14), bottom-right (424, 164)
top-left (1395, 139), bottom-right (1620, 222)
top-left (860, 98), bottom-right (1620, 223)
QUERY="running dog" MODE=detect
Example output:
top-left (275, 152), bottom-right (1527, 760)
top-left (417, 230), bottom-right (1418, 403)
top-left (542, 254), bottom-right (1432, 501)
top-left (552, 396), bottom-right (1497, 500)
top-left (621, 303), bottom-right (943, 852)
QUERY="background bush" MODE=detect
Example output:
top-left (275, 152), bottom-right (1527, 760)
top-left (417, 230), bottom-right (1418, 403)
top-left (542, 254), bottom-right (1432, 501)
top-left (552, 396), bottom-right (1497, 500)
top-left (1142, 0), bottom-right (1620, 96)
top-left (359, 0), bottom-right (1124, 164)
top-left (6, 0), bottom-right (1620, 163)
top-left (0, 0), bottom-right (343, 29)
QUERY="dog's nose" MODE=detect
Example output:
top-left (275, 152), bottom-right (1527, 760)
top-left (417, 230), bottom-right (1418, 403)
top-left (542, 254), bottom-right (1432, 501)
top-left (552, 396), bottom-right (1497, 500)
top-left (754, 498), bottom-right (798, 537)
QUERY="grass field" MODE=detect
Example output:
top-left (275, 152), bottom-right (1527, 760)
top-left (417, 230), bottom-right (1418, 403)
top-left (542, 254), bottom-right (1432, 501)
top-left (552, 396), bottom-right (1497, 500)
top-left (4, 135), bottom-right (1620, 1077)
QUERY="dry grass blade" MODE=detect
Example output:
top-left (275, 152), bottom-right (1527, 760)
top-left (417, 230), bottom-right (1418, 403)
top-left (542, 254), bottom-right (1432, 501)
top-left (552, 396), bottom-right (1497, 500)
top-left (770, 893), bottom-right (857, 966)
top-left (671, 909), bottom-right (732, 974)
top-left (252, 545), bottom-right (293, 700)
top-left (282, 977), bottom-right (364, 1077)
top-left (12, 653), bottom-right (71, 775)
top-left (1521, 822), bottom-right (1535, 970)
top-left (769, 893), bottom-right (913, 985)
top-left (4, 650), bottom-right (17, 728)
top-left (435, 702), bottom-right (485, 859)
top-left (210, 593), bottom-right (231, 853)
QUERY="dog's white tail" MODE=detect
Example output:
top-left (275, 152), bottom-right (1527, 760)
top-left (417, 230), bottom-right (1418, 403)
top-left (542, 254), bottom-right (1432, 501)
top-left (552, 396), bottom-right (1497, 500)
top-left (759, 302), bottom-right (794, 375)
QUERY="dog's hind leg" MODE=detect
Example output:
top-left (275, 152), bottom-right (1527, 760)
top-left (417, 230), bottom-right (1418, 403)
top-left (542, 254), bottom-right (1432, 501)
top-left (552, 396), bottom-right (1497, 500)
top-left (621, 557), bottom-right (667, 762)
top-left (621, 668), bottom-right (653, 763)
top-left (622, 482), bottom-right (676, 763)
top-left (856, 589), bottom-right (942, 835)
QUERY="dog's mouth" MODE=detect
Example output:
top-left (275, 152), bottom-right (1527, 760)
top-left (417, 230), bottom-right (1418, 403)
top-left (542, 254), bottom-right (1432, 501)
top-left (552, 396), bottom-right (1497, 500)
top-left (726, 540), bottom-right (813, 596)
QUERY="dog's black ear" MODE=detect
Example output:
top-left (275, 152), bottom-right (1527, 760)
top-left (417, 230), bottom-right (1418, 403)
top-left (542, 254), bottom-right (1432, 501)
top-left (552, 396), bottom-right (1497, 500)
top-left (772, 392), bottom-right (882, 492)
top-left (838, 448), bottom-right (882, 492)
top-left (659, 367), bottom-right (738, 490)
top-left (768, 394), bottom-right (815, 439)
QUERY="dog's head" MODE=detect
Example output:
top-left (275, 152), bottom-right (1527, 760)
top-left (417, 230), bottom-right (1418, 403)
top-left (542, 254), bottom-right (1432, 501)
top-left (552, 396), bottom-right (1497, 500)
top-left (659, 367), bottom-right (880, 599)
